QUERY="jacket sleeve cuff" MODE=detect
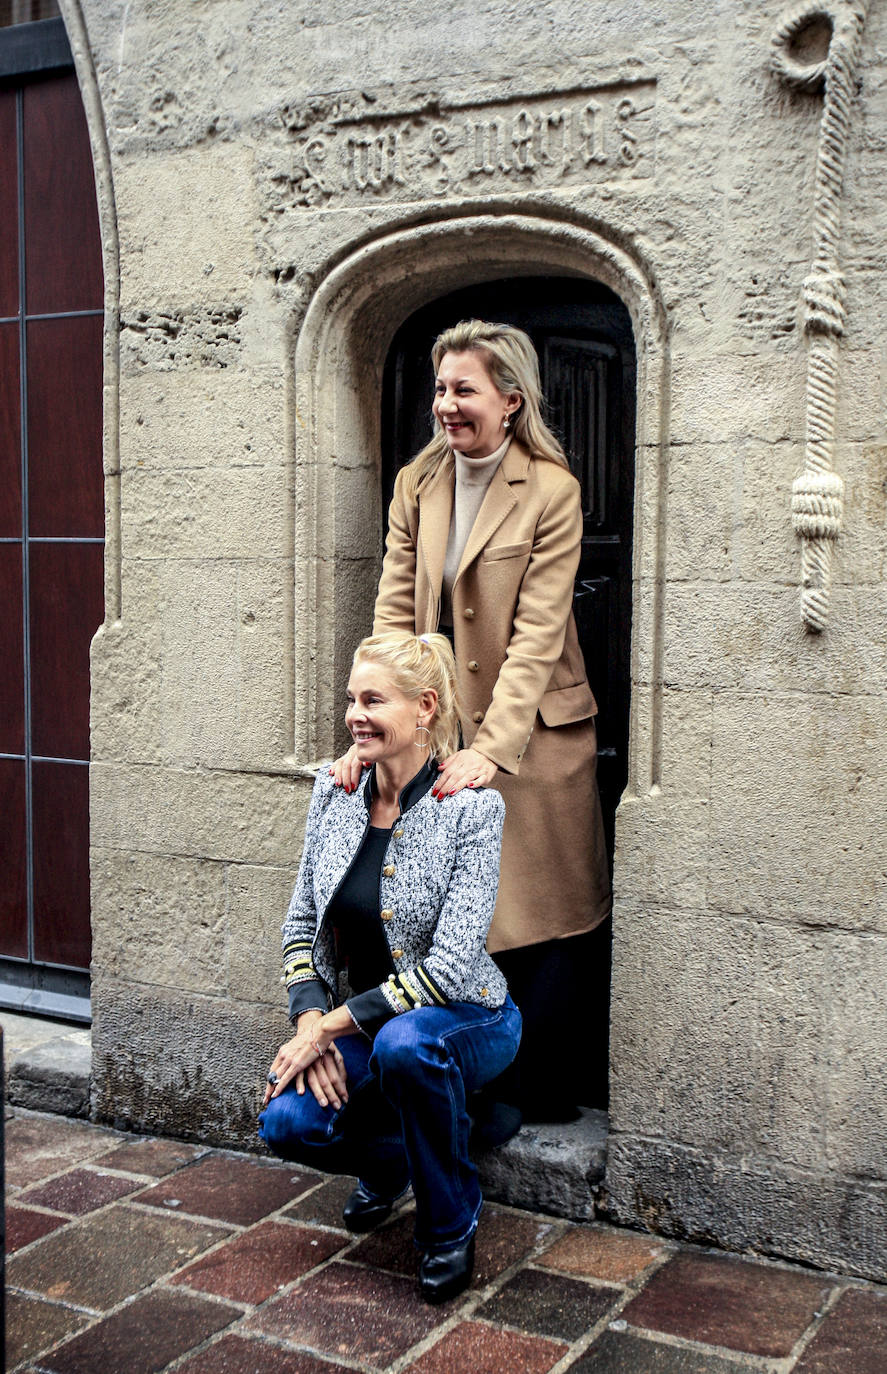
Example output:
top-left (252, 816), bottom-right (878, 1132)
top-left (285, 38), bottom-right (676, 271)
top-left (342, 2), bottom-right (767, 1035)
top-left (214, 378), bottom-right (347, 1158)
top-left (345, 987), bottom-right (396, 1039)
top-left (287, 980), bottom-right (329, 1021)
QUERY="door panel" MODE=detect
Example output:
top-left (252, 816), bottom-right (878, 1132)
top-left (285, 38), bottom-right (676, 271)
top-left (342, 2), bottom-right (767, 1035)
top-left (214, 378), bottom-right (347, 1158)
top-left (0, 759), bottom-right (28, 959)
top-left (32, 759), bottom-right (91, 968)
top-left (0, 546), bottom-right (25, 753)
top-left (23, 73), bottom-right (102, 314)
top-left (0, 321), bottom-right (21, 535)
top-left (0, 87), bottom-right (17, 315)
top-left (29, 540), bottom-right (103, 760)
top-left (27, 313), bottom-right (103, 537)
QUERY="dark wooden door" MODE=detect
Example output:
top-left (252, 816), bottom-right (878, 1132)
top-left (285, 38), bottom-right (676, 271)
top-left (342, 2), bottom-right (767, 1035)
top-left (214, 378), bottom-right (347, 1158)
top-left (0, 19), bottom-right (103, 1020)
top-left (382, 277), bottom-right (636, 863)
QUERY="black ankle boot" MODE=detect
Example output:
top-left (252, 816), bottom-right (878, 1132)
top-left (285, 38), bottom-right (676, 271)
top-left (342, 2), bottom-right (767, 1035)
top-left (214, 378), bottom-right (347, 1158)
top-left (419, 1235), bottom-right (475, 1304)
top-left (342, 1183), bottom-right (394, 1234)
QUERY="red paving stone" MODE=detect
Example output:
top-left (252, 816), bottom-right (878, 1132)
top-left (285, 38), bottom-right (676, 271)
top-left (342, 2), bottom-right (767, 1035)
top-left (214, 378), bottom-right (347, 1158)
top-left (7, 1203), bottom-right (230, 1310)
top-left (283, 1174), bottom-right (355, 1230)
top-left (5, 1114), bottom-right (121, 1188)
top-left (622, 1251), bottom-right (835, 1358)
top-left (477, 1266), bottom-right (620, 1341)
top-left (793, 1286), bottom-right (887, 1373)
top-left (5, 1291), bottom-right (90, 1369)
top-left (246, 1260), bottom-right (448, 1364)
top-left (5, 1204), bottom-right (69, 1252)
top-left (34, 1287), bottom-right (241, 1374)
top-left (92, 1136), bottom-right (206, 1177)
top-left (171, 1218), bottom-right (348, 1304)
top-left (19, 1165), bottom-right (144, 1215)
top-left (175, 1333), bottom-right (356, 1374)
top-left (405, 1320), bottom-right (568, 1373)
top-left (568, 1329), bottom-right (754, 1372)
top-left (540, 1224), bottom-right (668, 1282)
top-left (137, 1154), bottom-right (318, 1226)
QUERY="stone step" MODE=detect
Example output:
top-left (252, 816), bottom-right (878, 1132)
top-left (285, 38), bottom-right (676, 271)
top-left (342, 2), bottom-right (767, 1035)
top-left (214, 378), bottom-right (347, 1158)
top-left (476, 1107), bottom-right (607, 1221)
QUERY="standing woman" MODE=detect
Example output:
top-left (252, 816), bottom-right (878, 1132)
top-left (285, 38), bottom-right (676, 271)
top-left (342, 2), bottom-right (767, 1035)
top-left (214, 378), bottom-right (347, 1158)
top-left (337, 319), bottom-right (611, 1123)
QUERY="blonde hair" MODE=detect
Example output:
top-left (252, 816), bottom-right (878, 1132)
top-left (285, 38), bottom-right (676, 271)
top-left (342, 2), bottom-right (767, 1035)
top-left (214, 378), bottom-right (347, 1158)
top-left (411, 319), bottom-right (568, 483)
top-left (352, 631), bottom-right (462, 761)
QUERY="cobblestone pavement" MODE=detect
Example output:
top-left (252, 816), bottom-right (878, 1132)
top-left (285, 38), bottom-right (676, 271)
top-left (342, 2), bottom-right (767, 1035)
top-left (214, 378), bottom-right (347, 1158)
top-left (5, 1108), bottom-right (887, 1373)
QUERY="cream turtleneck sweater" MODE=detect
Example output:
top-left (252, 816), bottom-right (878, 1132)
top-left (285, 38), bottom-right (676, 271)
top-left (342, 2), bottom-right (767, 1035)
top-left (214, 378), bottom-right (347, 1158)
top-left (440, 436), bottom-right (511, 627)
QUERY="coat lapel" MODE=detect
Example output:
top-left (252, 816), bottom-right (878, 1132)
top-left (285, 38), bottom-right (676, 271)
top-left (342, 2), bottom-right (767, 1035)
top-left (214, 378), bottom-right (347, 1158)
top-left (417, 455), bottom-right (454, 630)
top-left (453, 442), bottom-right (529, 587)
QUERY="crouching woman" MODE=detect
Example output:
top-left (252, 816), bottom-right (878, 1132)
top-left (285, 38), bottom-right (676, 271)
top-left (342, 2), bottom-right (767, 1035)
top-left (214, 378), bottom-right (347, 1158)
top-left (259, 631), bottom-right (521, 1303)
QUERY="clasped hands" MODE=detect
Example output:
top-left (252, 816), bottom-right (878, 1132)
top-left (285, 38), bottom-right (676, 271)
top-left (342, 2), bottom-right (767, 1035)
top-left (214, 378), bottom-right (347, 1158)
top-left (330, 744), bottom-right (497, 795)
top-left (263, 1010), bottom-right (348, 1112)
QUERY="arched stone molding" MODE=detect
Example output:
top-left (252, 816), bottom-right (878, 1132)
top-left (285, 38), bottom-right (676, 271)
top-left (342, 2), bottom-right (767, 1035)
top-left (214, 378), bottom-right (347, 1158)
top-left (58, 0), bottom-right (122, 620)
top-left (293, 211), bottom-right (670, 797)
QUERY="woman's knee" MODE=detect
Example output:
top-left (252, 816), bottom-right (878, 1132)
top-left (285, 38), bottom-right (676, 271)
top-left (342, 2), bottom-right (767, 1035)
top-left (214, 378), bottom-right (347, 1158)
top-left (259, 1089), bottom-right (328, 1161)
top-left (372, 1012), bottom-right (443, 1084)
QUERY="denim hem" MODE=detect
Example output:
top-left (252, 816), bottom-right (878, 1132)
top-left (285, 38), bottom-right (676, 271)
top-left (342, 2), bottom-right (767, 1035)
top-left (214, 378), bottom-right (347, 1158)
top-left (412, 1198), bottom-right (483, 1254)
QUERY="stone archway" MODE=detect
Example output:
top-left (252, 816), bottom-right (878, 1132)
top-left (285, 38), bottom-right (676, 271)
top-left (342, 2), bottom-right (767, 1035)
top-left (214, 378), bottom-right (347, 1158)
top-left (292, 209), bottom-right (670, 804)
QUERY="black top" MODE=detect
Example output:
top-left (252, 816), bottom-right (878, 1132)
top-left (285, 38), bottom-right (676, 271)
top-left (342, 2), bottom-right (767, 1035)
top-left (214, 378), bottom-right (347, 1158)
top-left (328, 825), bottom-right (396, 994)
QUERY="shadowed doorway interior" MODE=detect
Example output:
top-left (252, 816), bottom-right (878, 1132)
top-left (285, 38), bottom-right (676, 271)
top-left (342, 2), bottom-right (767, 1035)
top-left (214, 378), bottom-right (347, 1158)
top-left (382, 277), bottom-right (636, 1107)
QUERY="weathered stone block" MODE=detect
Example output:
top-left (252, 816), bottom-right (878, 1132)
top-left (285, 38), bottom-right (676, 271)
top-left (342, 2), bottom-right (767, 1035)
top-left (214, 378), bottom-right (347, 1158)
top-left (604, 1134), bottom-right (887, 1283)
top-left (120, 467), bottom-right (291, 561)
top-left (91, 559), bottom-right (294, 771)
top-left (613, 795), bottom-right (709, 912)
top-left (119, 367), bottom-right (288, 472)
top-left (226, 863), bottom-right (303, 1005)
top-left (7, 1039), bottom-right (91, 1117)
top-left (91, 978), bottom-right (290, 1148)
top-left (90, 850), bottom-right (228, 994)
top-left (476, 1109), bottom-right (607, 1221)
top-left (609, 907), bottom-right (758, 1151)
top-left (115, 144), bottom-right (256, 302)
top-left (90, 763), bottom-right (311, 867)
top-left (708, 692), bottom-right (887, 929)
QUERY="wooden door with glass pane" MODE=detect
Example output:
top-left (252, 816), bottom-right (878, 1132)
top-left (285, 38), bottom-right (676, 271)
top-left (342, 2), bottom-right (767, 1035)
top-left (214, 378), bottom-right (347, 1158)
top-left (0, 41), bottom-right (103, 1018)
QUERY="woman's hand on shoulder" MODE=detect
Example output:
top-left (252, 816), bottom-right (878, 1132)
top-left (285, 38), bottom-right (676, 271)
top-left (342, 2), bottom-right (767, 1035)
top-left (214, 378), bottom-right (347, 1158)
top-left (432, 747), bottom-right (498, 799)
top-left (329, 743), bottom-right (365, 793)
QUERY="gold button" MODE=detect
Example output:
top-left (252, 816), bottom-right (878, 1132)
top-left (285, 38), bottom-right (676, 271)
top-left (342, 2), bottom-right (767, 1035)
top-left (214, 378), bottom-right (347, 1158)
top-left (480, 987), bottom-right (489, 997)
top-left (463, 607), bottom-right (475, 619)
top-left (393, 827), bottom-right (404, 839)
top-left (392, 948), bottom-right (403, 960)
top-left (381, 909), bottom-right (393, 922)
top-left (472, 711), bottom-right (484, 724)
top-left (468, 660), bottom-right (479, 672)
top-left (383, 864), bottom-right (395, 877)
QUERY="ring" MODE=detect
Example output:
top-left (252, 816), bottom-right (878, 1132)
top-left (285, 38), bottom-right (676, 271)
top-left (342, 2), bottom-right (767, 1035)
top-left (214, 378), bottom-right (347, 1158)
top-left (267, 1071), bottom-right (279, 1085)
top-left (312, 1042), bottom-right (325, 1058)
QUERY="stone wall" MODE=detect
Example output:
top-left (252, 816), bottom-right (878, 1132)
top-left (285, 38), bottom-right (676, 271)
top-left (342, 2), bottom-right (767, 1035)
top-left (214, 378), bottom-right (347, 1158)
top-left (68, 0), bottom-right (887, 1278)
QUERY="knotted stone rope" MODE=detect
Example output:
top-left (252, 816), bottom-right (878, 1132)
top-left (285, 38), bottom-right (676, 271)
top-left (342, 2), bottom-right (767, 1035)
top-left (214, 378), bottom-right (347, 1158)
top-left (771, 1), bottom-right (869, 632)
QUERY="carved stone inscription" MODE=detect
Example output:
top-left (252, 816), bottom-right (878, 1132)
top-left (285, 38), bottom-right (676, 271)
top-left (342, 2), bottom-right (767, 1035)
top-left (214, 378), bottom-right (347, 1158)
top-left (287, 82), bottom-right (655, 207)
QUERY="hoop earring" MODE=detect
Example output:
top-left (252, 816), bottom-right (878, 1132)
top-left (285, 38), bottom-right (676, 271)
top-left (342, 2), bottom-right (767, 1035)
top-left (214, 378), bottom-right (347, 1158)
top-left (414, 724), bottom-right (432, 749)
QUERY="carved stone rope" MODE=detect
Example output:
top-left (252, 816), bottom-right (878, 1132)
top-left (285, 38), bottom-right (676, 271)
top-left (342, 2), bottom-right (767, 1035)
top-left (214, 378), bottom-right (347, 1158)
top-left (771, 1), bottom-right (870, 632)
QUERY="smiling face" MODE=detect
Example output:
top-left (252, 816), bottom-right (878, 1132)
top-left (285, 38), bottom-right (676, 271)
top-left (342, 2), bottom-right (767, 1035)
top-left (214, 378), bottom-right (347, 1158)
top-left (345, 659), bottom-right (436, 774)
top-left (432, 349), bottom-right (520, 459)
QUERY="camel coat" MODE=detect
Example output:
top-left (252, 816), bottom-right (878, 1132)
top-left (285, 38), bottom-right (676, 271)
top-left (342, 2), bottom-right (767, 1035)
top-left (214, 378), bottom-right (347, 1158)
top-left (373, 441), bottom-right (611, 952)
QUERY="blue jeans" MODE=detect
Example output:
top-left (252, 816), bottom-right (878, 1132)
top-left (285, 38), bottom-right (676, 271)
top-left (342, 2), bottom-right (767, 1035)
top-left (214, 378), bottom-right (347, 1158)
top-left (259, 996), bottom-right (521, 1251)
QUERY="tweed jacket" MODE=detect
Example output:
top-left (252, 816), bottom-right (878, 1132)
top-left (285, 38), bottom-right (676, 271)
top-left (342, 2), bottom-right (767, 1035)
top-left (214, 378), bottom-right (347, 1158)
top-left (281, 762), bottom-right (508, 1038)
top-left (373, 441), bottom-right (596, 775)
